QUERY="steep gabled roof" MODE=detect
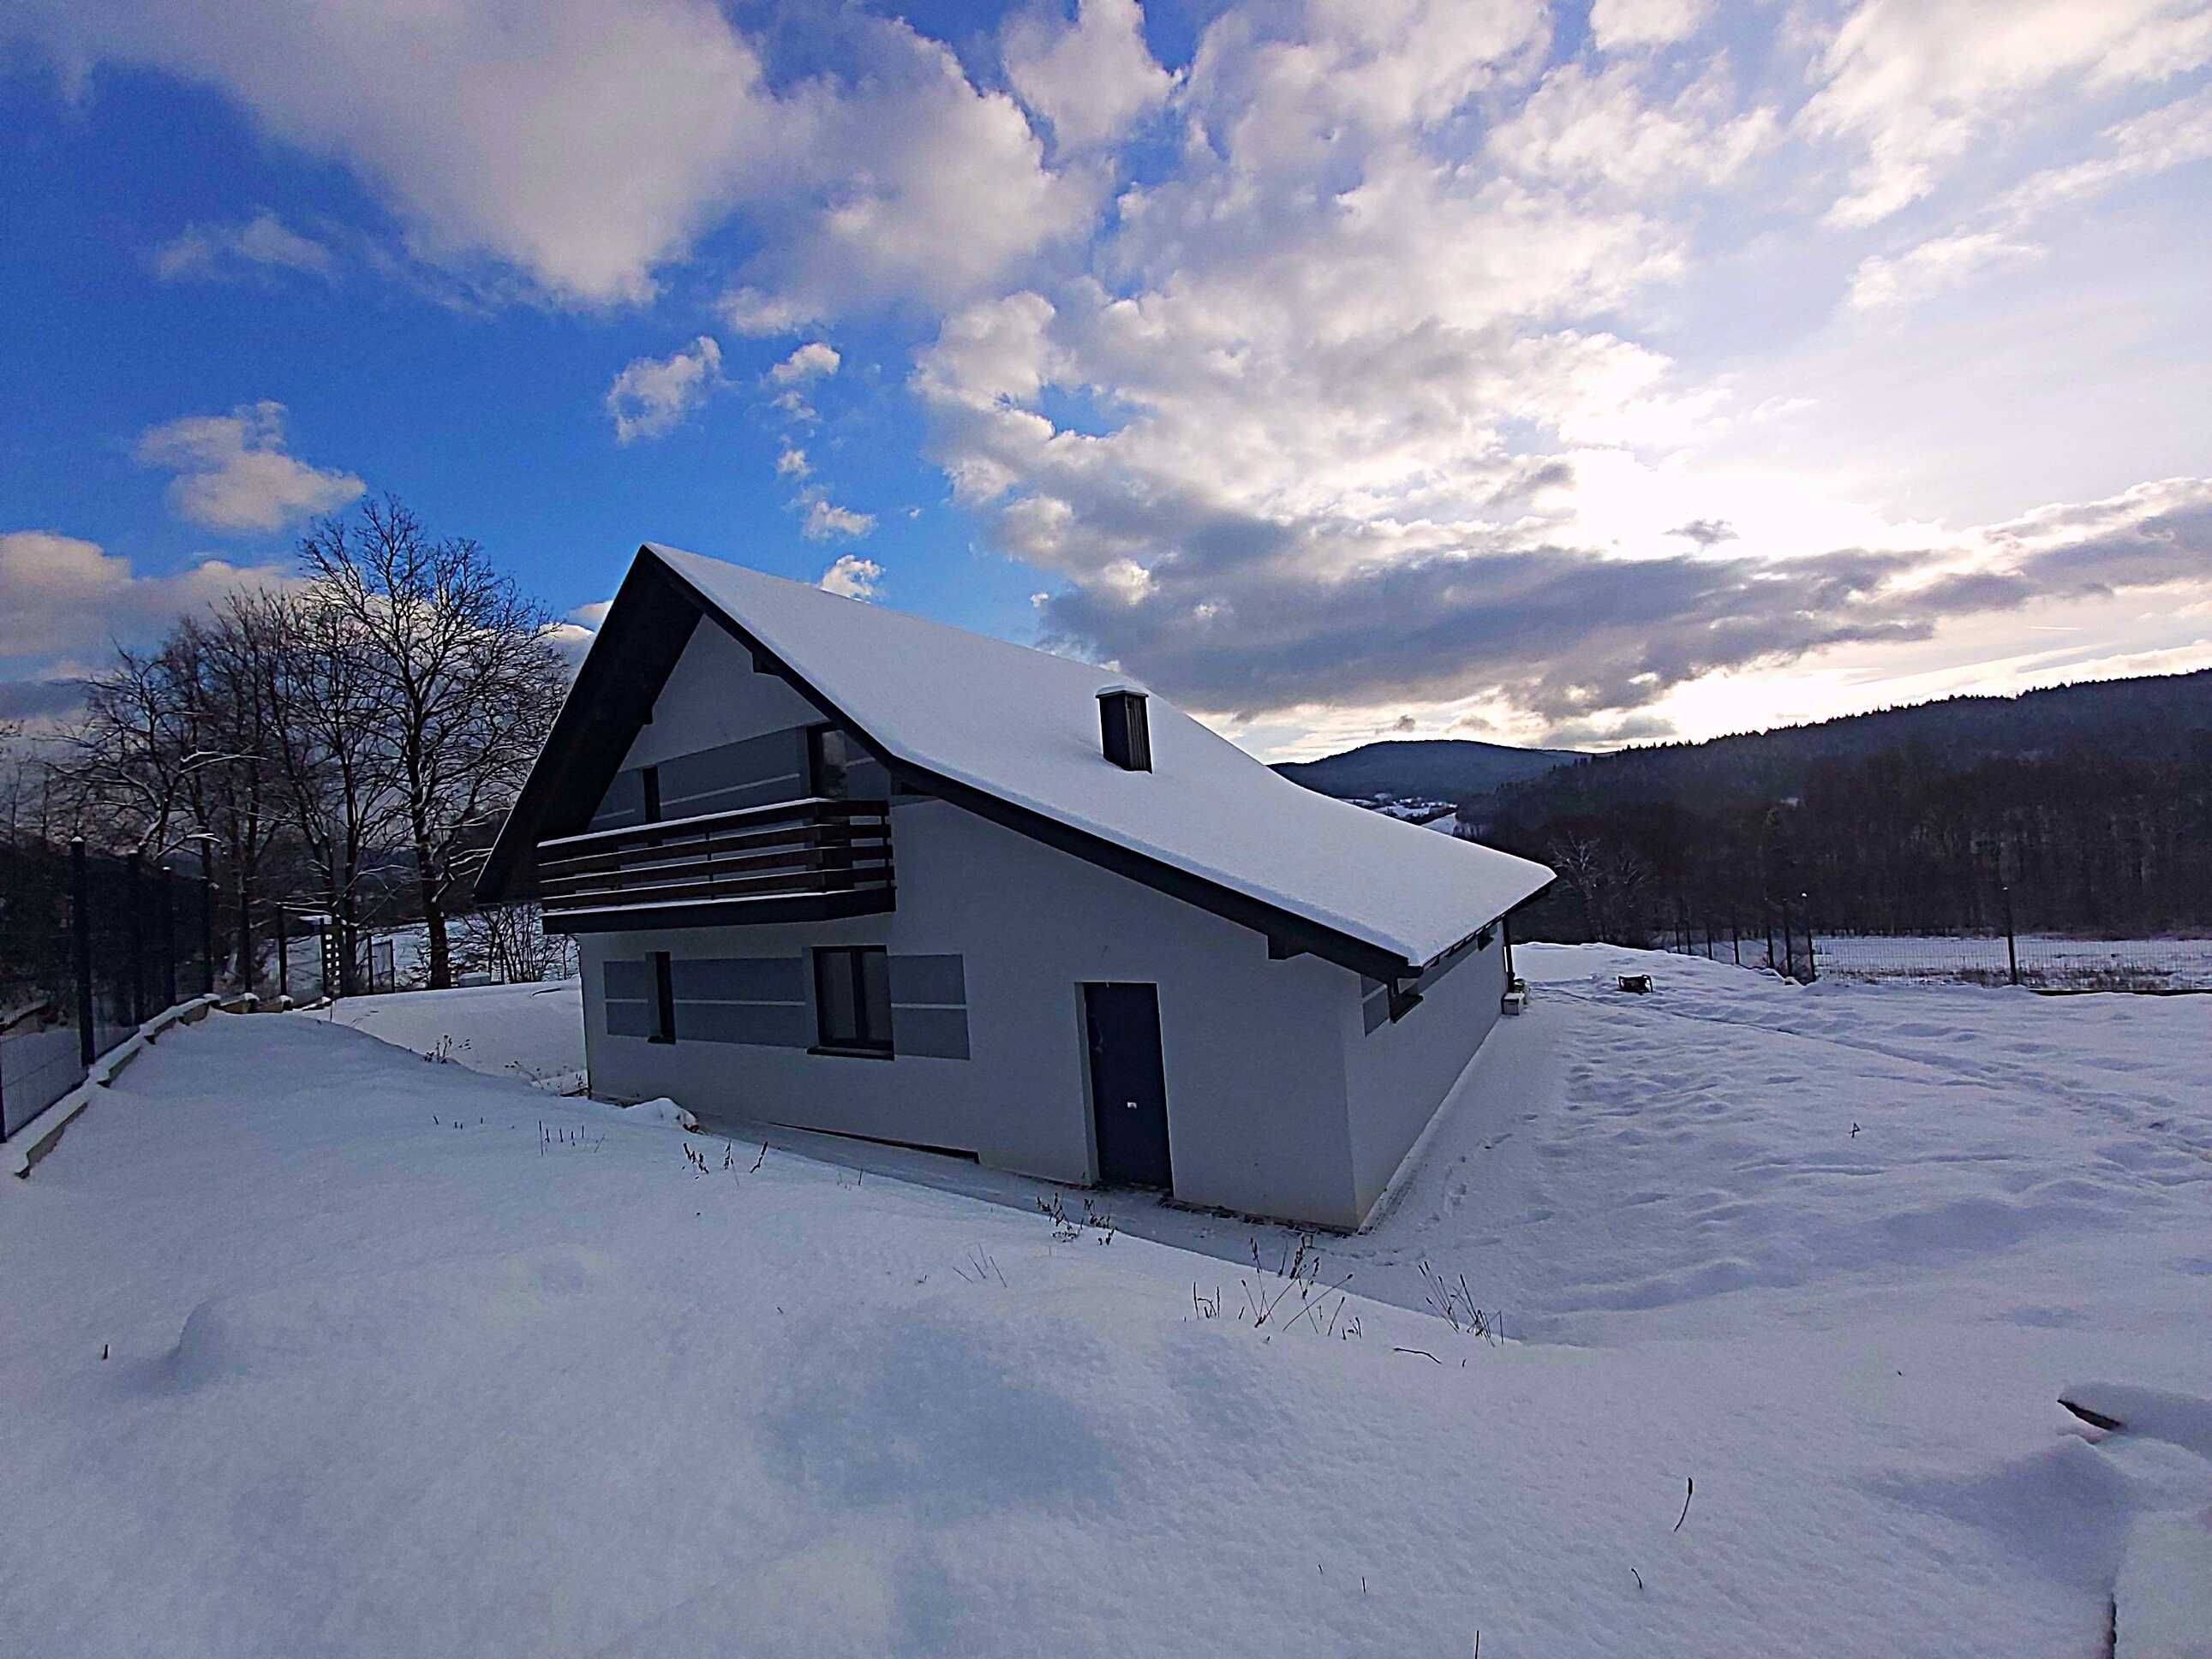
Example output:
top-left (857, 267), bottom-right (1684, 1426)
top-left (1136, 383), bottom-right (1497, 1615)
top-left (479, 545), bottom-right (1552, 978)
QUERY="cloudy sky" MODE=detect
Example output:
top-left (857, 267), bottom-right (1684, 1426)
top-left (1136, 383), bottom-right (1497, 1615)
top-left (3, 0), bottom-right (2208, 756)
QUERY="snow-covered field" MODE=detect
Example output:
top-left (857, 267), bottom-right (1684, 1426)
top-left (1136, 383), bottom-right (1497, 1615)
top-left (309, 977), bottom-right (584, 1088)
top-left (5, 946), bottom-right (2209, 1656)
top-left (1810, 933), bottom-right (2212, 992)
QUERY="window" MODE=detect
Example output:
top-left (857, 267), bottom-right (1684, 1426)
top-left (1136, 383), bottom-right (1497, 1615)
top-left (808, 725), bottom-right (890, 802)
top-left (650, 952), bottom-right (675, 1044)
top-left (641, 765), bottom-right (662, 823)
top-left (814, 946), bottom-right (892, 1055)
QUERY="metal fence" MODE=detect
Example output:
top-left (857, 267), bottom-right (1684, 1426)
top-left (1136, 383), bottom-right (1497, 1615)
top-left (1661, 901), bottom-right (1819, 984)
top-left (1661, 886), bottom-right (2212, 994)
top-left (1, 839), bottom-right (217, 1140)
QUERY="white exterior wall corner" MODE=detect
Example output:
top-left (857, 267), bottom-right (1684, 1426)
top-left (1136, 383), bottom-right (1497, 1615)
top-left (1341, 938), bottom-right (1507, 1222)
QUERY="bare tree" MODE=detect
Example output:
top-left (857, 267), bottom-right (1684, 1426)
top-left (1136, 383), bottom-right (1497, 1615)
top-left (178, 600), bottom-right (294, 986)
top-left (0, 720), bottom-right (52, 844)
top-left (299, 498), bottom-right (566, 988)
top-left (260, 586), bottom-right (400, 997)
top-left (51, 637), bottom-right (234, 858)
top-left (1545, 829), bottom-right (1653, 943)
top-left (1546, 832), bottom-right (1608, 940)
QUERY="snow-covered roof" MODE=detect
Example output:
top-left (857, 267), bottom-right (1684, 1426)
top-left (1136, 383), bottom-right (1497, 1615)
top-left (645, 545), bottom-right (1551, 970)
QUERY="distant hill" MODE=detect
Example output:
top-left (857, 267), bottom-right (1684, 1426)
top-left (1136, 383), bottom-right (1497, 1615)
top-left (1499, 667), bottom-right (2212, 820)
top-left (1480, 667), bottom-right (2212, 940)
top-left (1274, 738), bottom-right (1583, 802)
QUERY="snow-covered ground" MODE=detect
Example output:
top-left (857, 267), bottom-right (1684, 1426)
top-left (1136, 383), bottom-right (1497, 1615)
top-left (308, 977), bottom-right (584, 1088)
top-left (5, 946), bottom-right (2209, 1655)
top-left (1809, 933), bottom-right (2212, 992)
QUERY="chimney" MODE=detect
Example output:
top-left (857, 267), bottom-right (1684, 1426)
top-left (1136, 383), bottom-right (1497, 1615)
top-left (1097, 684), bottom-right (1151, 772)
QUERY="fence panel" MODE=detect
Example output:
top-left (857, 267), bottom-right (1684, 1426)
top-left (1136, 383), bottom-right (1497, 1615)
top-left (0, 841), bottom-right (214, 1139)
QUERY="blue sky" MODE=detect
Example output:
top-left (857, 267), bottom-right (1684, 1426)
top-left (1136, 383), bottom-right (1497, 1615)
top-left (3, 0), bottom-right (2209, 757)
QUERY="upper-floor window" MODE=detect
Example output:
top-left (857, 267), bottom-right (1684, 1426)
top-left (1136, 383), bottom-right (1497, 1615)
top-left (809, 725), bottom-right (889, 802)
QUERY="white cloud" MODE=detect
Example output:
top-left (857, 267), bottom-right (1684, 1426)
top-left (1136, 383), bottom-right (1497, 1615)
top-left (775, 445), bottom-right (811, 479)
top-left (1802, 0), bottom-right (2212, 228)
top-left (23, 0), bottom-right (802, 306)
top-left (152, 211), bottom-right (335, 282)
top-left (803, 498), bottom-right (878, 542)
top-left (716, 18), bottom-right (1103, 325)
top-left (133, 402), bottom-right (364, 534)
top-left (1589, 0), bottom-right (1713, 51)
top-left (1847, 230), bottom-right (2044, 311)
top-left (0, 530), bottom-right (290, 661)
top-left (605, 335), bottom-right (724, 443)
top-left (1003, 0), bottom-right (1175, 151)
top-left (1846, 85), bottom-right (2212, 312)
top-left (1490, 60), bottom-right (1775, 194)
top-left (768, 342), bottom-right (841, 385)
top-left (818, 553), bottom-right (884, 599)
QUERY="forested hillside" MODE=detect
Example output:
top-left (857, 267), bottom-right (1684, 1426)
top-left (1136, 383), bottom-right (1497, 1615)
top-left (1472, 671), bottom-right (2212, 942)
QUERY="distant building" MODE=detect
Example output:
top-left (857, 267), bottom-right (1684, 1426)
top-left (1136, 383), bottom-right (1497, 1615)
top-left (477, 546), bottom-right (1552, 1229)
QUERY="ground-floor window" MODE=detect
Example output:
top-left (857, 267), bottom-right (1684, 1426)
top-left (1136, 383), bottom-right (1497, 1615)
top-left (650, 952), bottom-right (675, 1043)
top-left (814, 946), bottom-right (892, 1054)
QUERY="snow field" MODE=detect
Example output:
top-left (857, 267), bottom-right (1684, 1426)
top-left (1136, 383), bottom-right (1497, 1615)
top-left (2, 950), bottom-right (2208, 1655)
top-left (1808, 933), bottom-right (2212, 992)
top-left (308, 976), bottom-right (584, 1086)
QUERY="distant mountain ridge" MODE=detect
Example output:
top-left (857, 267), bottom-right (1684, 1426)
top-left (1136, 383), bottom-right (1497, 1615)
top-left (1273, 738), bottom-right (1584, 802)
top-left (1496, 666), bottom-right (2212, 819)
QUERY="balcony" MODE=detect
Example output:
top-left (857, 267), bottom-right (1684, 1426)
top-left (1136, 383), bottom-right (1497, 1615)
top-left (535, 797), bottom-right (894, 934)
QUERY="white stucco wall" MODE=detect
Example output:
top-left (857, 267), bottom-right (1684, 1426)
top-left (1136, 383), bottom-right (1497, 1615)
top-left (1340, 938), bottom-right (1507, 1219)
top-left (582, 796), bottom-right (1368, 1226)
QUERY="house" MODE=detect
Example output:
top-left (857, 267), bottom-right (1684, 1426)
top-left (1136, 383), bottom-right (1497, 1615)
top-left (475, 545), bottom-right (1553, 1230)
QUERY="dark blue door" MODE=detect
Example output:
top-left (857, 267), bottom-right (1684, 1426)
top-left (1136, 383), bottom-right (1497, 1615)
top-left (1083, 982), bottom-right (1172, 1190)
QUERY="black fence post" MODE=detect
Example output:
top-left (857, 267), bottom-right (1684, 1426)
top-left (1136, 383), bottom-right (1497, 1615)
top-left (1731, 916), bottom-right (1742, 966)
top-left (161, 865), bottom-right (177, 1011)
top-left (277, 906), bottom-right (290, 1002)
top-left (1800, 893), bottom-right (1817, 983)
top-left (72, 838), bottom-right (95, 1070)
top-left (2002, 885), bottom-right (2019, 987)
top-left (126, 851), bottom-right (146, 1026)
top-left (201, 874), bottom-right (216, 996)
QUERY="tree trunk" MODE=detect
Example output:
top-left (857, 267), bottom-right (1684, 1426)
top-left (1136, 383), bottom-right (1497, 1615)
top-left (416, 849), bottom-right (451, 990)
top-left (235, 862), bottom-right (255, 993)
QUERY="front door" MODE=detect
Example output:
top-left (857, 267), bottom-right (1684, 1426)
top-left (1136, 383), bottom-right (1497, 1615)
top-left (1083, 982), bottom-right (1173, 1190)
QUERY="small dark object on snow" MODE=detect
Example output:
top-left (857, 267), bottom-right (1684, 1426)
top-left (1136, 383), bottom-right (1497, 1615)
top-left (1618, 974), bottom-right (1653, 994)
top-left (1674, 1476), bottom-right (1694, 1532)
top-left (2060, 1394), bottom-right (2125, 1432)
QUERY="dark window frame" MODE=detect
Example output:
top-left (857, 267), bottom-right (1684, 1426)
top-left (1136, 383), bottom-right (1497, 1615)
top-left (649, 951), bottom-right (676, 1043)
top-left (812, 945), bottom-right (893, 1056)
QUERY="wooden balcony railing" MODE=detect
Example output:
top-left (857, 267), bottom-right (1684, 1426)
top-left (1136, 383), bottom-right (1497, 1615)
top-left (535, 797), bottom-right (894, 932)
